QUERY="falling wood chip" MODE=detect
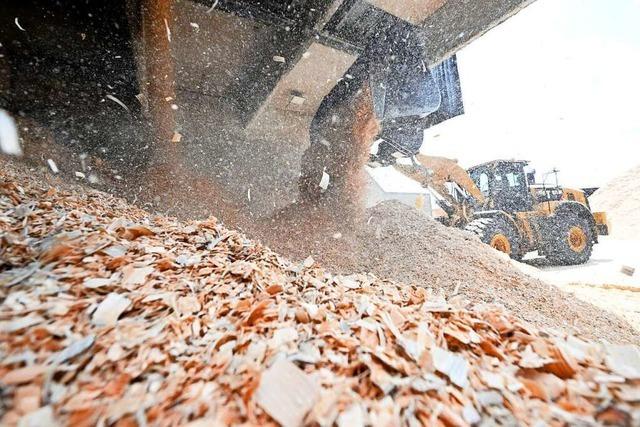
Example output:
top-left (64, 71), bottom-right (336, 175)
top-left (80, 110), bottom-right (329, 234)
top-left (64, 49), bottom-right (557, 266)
top-left (47, 159), bottom-right (59, 173)
top-left (164, 18), bottom-right (172, 42)
top-left (255, 360), bottom-right (320, 427)
top-left (319, 170), bottom-right (330, 190)
top-left (106, 94), bottom-right (130, 112)
top-left (0, 109), bottom-right (22, 156)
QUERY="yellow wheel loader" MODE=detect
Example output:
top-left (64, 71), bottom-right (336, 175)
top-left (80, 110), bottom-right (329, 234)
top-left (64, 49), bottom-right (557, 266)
top-left (401, 157), bottom-right (609, 265)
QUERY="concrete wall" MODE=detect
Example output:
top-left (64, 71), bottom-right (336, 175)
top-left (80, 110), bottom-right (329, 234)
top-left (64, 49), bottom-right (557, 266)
top-left (365, 174), bottom-right (433, 216)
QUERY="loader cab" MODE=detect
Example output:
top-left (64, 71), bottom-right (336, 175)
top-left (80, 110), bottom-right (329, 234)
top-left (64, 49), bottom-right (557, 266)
top-left (468, 160), bottom-right (533, 213)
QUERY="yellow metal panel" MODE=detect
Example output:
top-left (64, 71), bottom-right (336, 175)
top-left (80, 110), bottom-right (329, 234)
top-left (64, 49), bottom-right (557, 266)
top-left (561, 188), bottom-right (587, 205)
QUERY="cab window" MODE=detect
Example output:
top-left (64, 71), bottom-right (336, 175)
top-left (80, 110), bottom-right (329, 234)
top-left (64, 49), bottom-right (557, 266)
top-left (479, 173), bottom-right (489, 195)
top-left (506, 172), bottom-right (520, 187)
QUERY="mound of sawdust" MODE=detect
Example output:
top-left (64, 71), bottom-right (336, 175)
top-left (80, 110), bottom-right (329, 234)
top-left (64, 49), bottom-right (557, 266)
top-left (3, 157), bottom-right (637, 345)
top-left (260, 200), bottom-right (638, 344)
top-left (590, 164), bottom-right (640, 240)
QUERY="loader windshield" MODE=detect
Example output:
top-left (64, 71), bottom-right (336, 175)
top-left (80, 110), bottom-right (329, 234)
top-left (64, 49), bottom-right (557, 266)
top-left (506, 172), bottom-right (522, 187)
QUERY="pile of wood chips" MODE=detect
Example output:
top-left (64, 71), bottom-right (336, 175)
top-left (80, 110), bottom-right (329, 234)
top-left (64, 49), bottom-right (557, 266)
top-left (1, 167), bottom-right (640, 427)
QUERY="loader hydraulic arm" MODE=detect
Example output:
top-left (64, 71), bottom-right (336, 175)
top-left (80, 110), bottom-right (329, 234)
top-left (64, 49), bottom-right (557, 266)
top-left (415, 154), bottom-right (485, 204)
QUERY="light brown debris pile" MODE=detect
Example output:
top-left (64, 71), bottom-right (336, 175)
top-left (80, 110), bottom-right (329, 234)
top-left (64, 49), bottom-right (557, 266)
top-left (1, 162), bottom-right (640, 426)
top-left (590, 164), bottom-right (640, 240)
top-left (262, 201), bottom-right (640, 345)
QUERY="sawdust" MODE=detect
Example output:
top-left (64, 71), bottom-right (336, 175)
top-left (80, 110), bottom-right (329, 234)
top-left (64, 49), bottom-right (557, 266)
top-left (591, 164), bottom-right (640, 240)
top-left (261, 201), bottom-right (639, 345)
top-left (3, 156), bottom-right (637, 345)
top-left (562, 283), bottom-right (640, 332)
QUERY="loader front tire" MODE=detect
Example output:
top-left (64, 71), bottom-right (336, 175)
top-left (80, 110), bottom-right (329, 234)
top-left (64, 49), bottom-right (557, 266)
top-left (544, 214), bottom-right (593, 265)
top-left (466, 217), bottom-right (521, 259)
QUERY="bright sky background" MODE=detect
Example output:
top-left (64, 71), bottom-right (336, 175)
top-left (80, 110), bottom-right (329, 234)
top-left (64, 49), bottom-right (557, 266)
top-left (421, 0), bottom-right (640, 188)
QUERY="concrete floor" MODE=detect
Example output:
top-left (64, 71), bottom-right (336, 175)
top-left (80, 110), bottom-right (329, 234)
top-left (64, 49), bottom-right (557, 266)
top-left (514, 236), bottom-right (640, 332)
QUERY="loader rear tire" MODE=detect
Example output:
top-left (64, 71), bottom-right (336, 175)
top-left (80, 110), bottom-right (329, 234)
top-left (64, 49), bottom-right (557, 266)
top-left (544, 214), bottom-right (593, 265)
top-left (466, 217), bottom-right (521, 259)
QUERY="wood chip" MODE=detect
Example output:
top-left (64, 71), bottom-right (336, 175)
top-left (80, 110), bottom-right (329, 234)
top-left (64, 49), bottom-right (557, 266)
top-left (122, 265), bottom-right (154, 285)
top-left (51, 335), bottom-right (94, 364)
top-left (17, 405), bottom-right (59, 427)
top-left (337, 404), bottom-right (365, 427)
top-left (0, 315), bottom-right (44, 333)
top-left (83, 277), bottom-right (113, 288)
top-left (255, 360), bottom-right (320, 427)
top-left (433, 347), bottom-right (469, 388)
top-left (1, 365), bottom-right (46, 385)
top-left (120, 224), bottom-right (154, 240)
top-left (605, 345), bottom-right (640, 380)
top-left (91, 293), bottom-right (131, 326)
